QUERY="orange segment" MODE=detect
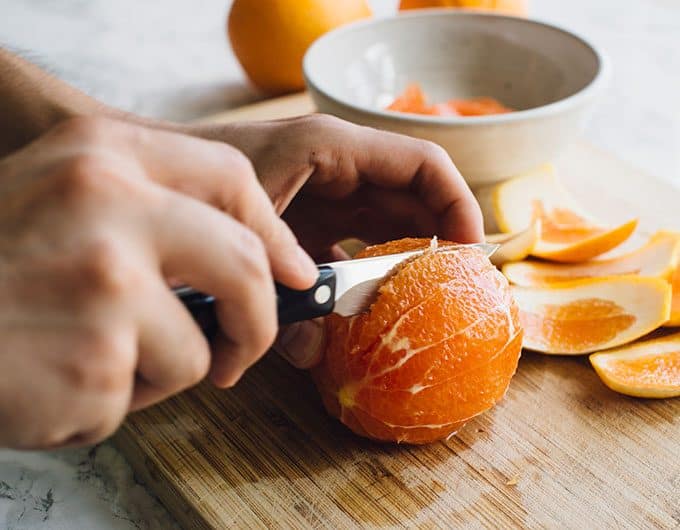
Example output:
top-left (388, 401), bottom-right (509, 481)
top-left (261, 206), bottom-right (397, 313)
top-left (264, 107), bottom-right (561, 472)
top-left (590, 333), bottom-right (680, 398)
top-left (386, 83), bottom-right (512, 117)
top-left (476, 164), bottom-right (638, 262)
top-left (450, 97), bottom-right (513, 116)
top-left (503, 231), bottom-right (680, 287)
top-left (653, 231), bottom-right (680, 327)
top-left (386, 83), bottom-right (433, 114)
top-left (513, 276), bottom-right (671, 355)
top-left (669, 262), bottom-right (680, 326)
top-left (311, 238), bottom-right (523, 444)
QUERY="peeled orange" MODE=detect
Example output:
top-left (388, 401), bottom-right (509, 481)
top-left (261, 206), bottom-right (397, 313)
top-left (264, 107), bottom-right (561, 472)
top-left (514, 276), bottom-right (671, 355)
top-left (503, 232), bottom-right (680, 287)
top-left (228, 0), bottom-right (372, 94)
top-left (399, 0), bottom-right (527, 16)
top-left (590, 333), bottom-right (680, 398)
top-left (311, 238), bottom-right (523, 444)
top-left (477, 164), bottom-right (638, 263)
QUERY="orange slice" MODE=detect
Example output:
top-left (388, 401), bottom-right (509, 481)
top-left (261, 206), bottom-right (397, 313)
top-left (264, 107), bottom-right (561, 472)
top-left (590, 333), bottom-right (680, 398)
top-left (386, 83), bottom-right (432, 115)
top-left (477, 164), bottom-right (638, 262)
top-left (655, 231), bottom-right (680, 327)
top-left (486, 221), bottom-right (541, 267)
top-left (503, 232), bottom-right (680, 287)
top-left (513, 276), bottom-right (671, 355)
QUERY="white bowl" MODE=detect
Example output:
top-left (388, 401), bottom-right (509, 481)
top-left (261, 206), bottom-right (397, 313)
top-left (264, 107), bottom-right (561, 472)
top-left (303, 10), bottom-right (608, 188)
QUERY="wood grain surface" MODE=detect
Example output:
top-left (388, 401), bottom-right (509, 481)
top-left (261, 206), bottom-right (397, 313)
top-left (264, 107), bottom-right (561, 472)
top-left (115, 93), bottom-right (680, 530)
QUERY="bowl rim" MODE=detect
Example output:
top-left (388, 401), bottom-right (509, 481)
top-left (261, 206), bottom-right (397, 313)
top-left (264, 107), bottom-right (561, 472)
top-left (303, 9), bottom-right (610, 127)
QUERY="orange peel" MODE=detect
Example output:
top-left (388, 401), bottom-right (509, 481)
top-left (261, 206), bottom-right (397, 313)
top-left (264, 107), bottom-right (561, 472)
top-left (514, 276), bottom-right (671, 355)
top-left (590, 332), bottom-right (680, 398)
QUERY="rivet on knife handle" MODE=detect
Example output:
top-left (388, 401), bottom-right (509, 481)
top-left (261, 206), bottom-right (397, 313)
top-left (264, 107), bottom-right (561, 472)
top-left (175, 266), bottom-right (337, 336)
top-left (276, 266), bottom-right (336, 325)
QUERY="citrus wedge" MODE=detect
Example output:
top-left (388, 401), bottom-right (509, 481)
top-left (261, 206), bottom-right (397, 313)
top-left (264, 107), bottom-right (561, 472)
top-left (514, 276), bottom-right (671, 355)
top-left (477, 164), bottom-right (638, 262)
top-left (503, 231), bottom-right (680, 287)
top-left (486, 221), bottom-right (541, 267)
top-left (655, 231), bottom-right (680, 327)
top-left (590, 333), bottom-right (680, 398)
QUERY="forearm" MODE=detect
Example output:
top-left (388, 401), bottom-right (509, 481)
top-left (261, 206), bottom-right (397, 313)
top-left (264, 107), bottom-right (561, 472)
top-left (0, 47), bottom-right (277, 173)
top-left (0, 48), bottom-right (194, 156)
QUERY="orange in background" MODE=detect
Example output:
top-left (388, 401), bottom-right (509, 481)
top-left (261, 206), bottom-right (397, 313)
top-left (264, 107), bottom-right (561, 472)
top-left (228, 0), bottom-right (372, 94)
top-left (399, 0), bottom-right (528, 16)
top-left (311, 238), bottom-right (523, 444)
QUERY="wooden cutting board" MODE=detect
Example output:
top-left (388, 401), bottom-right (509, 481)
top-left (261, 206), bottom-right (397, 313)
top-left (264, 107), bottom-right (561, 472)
top-left (115, 93), bottom-right (680, 529)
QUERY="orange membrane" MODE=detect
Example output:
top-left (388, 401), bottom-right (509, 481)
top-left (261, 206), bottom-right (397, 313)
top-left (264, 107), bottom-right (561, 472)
top-left (311, 238), bottom-right (523, 444)
top-left (520, 298), bottom-right (636, 352)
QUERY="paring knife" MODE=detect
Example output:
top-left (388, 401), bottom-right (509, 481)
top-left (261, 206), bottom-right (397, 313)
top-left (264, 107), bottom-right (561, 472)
top-left (175, 242), bottom-right (498, 336)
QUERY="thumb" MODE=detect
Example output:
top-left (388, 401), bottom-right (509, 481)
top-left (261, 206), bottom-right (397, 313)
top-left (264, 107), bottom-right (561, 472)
top-left (274, 319), bottom-right (326, 369)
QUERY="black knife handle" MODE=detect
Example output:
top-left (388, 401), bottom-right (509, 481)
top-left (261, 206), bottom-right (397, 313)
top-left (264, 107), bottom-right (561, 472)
top-left (175, 266), bottom-right (336, 337)
top-left (277, 266), bottom-right (336, 325)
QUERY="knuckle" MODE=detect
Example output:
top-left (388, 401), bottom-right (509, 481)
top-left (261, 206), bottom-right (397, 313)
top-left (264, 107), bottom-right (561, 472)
top-left (228, 147), bottom-right (256, 176)
top-left (76, 239), bottom-right (134, 298)
top-left (54, 153), bottom-right (111, 200)
top-left (235, 226), bottom-right (271, 280)
top-left (81, 411), bottom-right (127, 445)
top-left (254, 315), bottom-right (278, 354)
top-left (420, 140), bottom-right (450, 162)
top-left (66, 328), bottom-right (135, 392)
top-left (309, 113), bottom-right (344, 131)
top-left (185, 344), bottom-right (211, 386)
top-left (51, 115), bottom-right (114, 144)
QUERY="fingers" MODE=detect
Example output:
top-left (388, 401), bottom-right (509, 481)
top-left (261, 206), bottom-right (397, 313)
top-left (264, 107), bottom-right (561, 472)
top-left (306, 118), bottom-right (484, 243)
top-left (273, 319), bottom-right (326, 369)
top-left (131, 280), bottom-right (211, 410)
top-left (94, 119), bottom-right (317, 290)
top-left (148, 191), bottom-right (279, 387)
top-left (354, 130), bottom-right (483, 243)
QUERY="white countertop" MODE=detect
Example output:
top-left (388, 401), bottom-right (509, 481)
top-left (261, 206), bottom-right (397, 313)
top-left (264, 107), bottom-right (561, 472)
top-left (0, 0), bottom-right (679, 528)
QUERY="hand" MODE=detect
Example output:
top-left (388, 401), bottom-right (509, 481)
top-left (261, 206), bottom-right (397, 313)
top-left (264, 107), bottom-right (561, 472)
top-left (0, 117), bottom-right (317, 450)
top-left (198, 114), bottom-right (483, 261)
top-left (196, 115), bottom-right (484, 368)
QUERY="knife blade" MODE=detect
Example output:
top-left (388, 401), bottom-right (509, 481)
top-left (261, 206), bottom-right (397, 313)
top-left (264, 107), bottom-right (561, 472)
top-left (175, 242), bottom-right (498, 335)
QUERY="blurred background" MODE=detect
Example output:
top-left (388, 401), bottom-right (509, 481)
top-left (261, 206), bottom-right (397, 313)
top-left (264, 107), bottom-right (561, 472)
top-left (1, 0), bottom-right (679, 184)
top-left (0, 1), bottom-right (679, 528)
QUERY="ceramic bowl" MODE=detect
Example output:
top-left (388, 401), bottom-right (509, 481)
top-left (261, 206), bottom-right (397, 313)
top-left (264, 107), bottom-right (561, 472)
top-left (303, 10), bottom-right (607, 188)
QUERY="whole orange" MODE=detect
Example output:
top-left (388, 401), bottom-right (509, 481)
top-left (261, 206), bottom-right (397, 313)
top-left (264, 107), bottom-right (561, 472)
top-left (399, 0), bottom-right (527, 16)
top-left (228, 0), bottom-right (372, 94)
top-left (311, 238), bottom-right (523, 444)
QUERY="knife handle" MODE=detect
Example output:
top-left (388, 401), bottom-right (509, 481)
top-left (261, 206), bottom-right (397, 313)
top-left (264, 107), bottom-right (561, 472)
top-left (175, 266), bottom-right (336, 337)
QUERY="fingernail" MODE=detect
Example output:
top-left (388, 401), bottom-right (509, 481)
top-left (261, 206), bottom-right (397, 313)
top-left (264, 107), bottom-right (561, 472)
top-left (275, 320), bottom-right (325, 369)
top-left (296, 246), bottom-right (319, 284)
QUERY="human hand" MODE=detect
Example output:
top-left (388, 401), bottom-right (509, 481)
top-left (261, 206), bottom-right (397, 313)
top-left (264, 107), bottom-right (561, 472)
top-left (0, 117), bottom-right (317, 449)
top-left (197, 115), bottom-right (483, 368)
top-left (198, 114), bottom-right (483, 261)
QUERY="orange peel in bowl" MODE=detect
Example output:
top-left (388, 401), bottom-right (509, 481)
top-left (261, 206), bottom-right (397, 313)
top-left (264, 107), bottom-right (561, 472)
top-left (513, 276), bottom-right (671, 355)
top-left (590, 332), bottom-right (680, 398)
top-left (503, 231), bottom-right (680, 287)
top-left (477, 164), bottom-right (638, 263)
top-left (310, 238), bottom-right (523, 444)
